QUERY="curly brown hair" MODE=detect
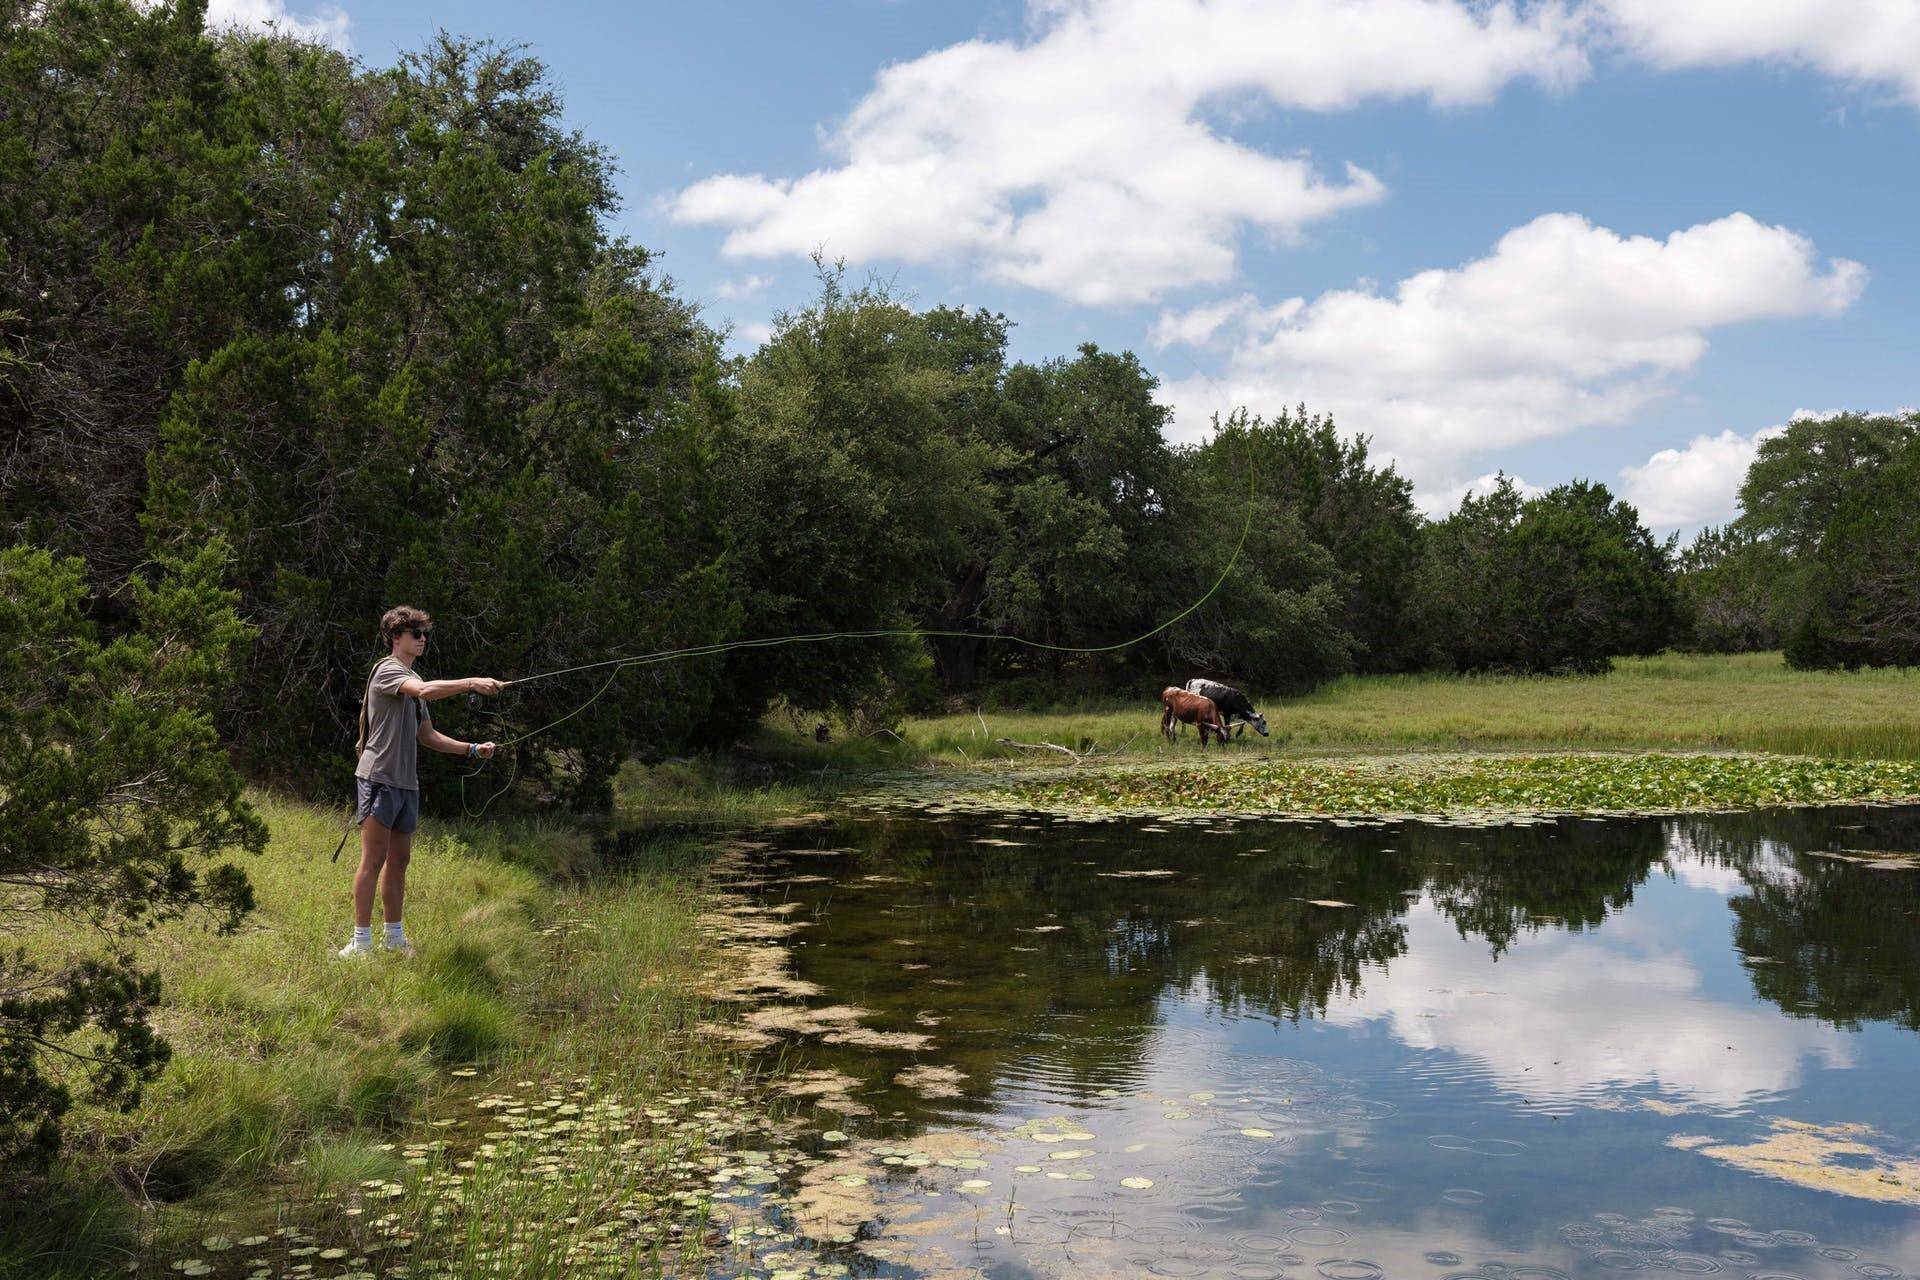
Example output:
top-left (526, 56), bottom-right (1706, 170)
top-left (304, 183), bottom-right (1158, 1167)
top-left (379, 604), bottom-right (434, 644)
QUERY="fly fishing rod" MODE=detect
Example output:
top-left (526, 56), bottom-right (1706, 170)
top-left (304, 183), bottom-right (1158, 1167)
top-left (447, 443), bottom-right (1260, 817)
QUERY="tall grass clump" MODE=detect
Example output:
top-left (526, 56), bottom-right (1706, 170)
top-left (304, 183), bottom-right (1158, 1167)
top-left (390, 835), bottom-right (748, 1278)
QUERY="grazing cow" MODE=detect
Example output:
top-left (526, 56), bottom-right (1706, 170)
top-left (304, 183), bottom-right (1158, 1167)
top-left (1161, 686), bottom-right (1229, 747)
top-left (1185, 679), bottom-right (1268, 737)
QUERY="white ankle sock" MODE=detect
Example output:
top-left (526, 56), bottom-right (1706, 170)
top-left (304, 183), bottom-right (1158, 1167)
top-left (384, 920), bottom-right (406, 945)
top-left (353, 925), bottom-right (372, 947)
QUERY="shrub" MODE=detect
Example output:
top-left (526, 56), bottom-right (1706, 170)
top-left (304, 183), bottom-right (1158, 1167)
top-left (0, 542), bottom-right (264, 1174)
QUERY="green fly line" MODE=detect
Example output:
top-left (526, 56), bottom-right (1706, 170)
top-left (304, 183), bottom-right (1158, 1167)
top-left (440, 443), bottom-right (1260, 818)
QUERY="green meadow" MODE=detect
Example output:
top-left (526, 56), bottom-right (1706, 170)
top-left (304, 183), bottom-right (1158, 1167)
top-left (879, 653), bottom-right (1920, 765)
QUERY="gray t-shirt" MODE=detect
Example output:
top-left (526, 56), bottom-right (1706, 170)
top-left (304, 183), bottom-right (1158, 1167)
top-left (354, 657), bottom-right (431, 789)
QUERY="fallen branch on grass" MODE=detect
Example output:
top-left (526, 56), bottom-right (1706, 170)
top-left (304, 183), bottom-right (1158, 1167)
top-left (993, 731), bottom-right (1149, 765)
top-left (996, 737), bottom-right (1084, 762)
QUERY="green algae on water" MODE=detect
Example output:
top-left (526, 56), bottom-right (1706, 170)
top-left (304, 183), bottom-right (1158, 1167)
top-left (948, 752), bottom-right (1920, 820)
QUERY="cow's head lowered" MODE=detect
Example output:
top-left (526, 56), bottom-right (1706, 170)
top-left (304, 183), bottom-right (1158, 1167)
top-left (1229, 708), bottom-right (1269, 737)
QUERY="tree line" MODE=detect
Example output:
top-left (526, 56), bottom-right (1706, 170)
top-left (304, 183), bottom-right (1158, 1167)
top-left (3, 1), bottom-right (1916, 1172)
top-left (8, 7), bottom-right (1912, 797)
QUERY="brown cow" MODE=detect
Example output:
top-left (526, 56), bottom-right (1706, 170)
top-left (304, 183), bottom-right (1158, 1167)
top-left (1161, 686), bottom-right (1229, 747)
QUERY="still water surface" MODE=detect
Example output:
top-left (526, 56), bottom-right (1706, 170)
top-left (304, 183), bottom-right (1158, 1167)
top-left (723, 804), bottom-right (1920, 1278)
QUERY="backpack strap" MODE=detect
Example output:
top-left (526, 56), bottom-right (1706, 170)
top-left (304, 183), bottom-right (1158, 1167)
top-left (352, 660), bottom-right (381, 759)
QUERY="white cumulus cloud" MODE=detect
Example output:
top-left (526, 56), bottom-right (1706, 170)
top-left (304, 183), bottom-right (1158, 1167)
top-left (668, 0), bottom-right (1590, 305)
top-left (1600, 0), bottom-right (1920, 106)
top-left (1150, 294), bottom-right (1261, 349)
top-left (666, 1), bottom-right (1919, 311)
top-left (1156, 212), bottom-right (1865, 497)
top-left (202, 0), bottom-right (349, 46)
top-left (1620, 407), bottom-right (1913, 530)
top-left (713, 275), bottom-right (773, 301)
top-left (1414, 471), bottom-right (1547, 518)
top-left (1617, 424), bottom-right (1788, 530)
top-left (729, 320), bottom-right (775, 352)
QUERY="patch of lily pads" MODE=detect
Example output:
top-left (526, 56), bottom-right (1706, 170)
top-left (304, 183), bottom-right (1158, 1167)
top-left (933, 752), bottom-right (1920, 821)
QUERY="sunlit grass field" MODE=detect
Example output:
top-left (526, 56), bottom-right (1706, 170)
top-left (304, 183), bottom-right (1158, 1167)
top-left (878, 653), bottom-right (1920, 764)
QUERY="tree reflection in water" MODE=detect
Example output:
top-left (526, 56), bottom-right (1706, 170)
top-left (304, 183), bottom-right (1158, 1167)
top-left (1683, 808), bottom-right (1920, 1033)
top-left (731, 805), bottom-right (1920, 1114)
top-left (701, 803), bottom-right (1920, 1279)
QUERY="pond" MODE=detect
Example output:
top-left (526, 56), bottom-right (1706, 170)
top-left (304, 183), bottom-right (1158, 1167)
top-left (712, 803), bottom-right (1920, 1279)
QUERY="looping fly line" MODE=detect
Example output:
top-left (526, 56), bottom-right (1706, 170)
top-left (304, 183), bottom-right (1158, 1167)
top-left (456, 443), bottom-right (1258, 816)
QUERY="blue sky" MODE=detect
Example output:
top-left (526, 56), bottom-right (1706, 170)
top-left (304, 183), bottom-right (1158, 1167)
top-left (254, 0), bottom-right (1918, 531)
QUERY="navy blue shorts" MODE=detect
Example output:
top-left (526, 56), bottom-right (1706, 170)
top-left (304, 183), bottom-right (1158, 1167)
top-left (354, 777), bottom-right (421, 834)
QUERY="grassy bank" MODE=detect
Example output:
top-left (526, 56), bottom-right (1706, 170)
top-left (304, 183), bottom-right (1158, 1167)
top-left (858, 653), bottom-right (1920, 764)
top-left (612, 756), bottom-right (832, 828)
top-left (3, 765), bottom-right (800, 1279)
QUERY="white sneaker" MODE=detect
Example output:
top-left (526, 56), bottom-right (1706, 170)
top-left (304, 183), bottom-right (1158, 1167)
top-left (383, 937), bottom-right (415, 959)
top-left (337, 939), bottom-right (375, 959)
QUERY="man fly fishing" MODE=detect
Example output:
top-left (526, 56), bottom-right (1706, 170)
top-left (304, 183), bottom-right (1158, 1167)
top-left (338, 605), bottom-right (507, 958)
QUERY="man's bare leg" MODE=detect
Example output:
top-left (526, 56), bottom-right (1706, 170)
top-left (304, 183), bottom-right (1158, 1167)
top-left (380, 828), bottom-right (412, 927)
top-left (353, 818), bottom-right (391, 929)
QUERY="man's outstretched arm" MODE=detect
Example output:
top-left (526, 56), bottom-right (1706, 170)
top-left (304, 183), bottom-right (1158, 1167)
top-left (399, 675), bottom-right (507, 702)
top-left (418, 724), bottom-right (495, 758)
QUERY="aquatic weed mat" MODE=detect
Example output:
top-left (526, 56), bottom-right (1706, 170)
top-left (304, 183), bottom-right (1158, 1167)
top-left (854, 751), bottom-right (1920, 823)
top-left (147, 1074), bottom-right (831, 1280)
top-left (141, 840), bottom-right (831, 1280)
top-left (148, 932), bottom-right (861, 1280)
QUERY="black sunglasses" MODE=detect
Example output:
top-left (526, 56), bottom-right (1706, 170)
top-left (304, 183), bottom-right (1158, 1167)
top-left (401, 627), bottom-right (431, 640)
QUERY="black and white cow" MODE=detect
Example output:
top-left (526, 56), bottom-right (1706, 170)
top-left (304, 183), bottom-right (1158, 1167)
top-left (1184, 679), bottom-right (1267, 737)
